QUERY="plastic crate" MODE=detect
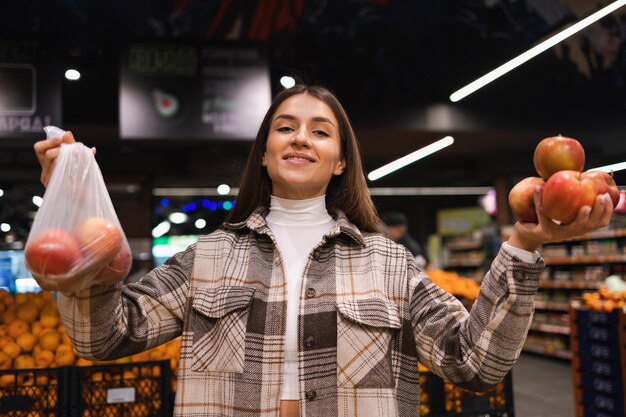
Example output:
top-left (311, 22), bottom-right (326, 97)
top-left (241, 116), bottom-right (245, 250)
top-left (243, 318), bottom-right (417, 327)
top-left (0, 366), bottom-right (70, 416)
top-left (70, 360), bottom-right (173, 417)
top-left (420, 371), bottom-right (514, 417)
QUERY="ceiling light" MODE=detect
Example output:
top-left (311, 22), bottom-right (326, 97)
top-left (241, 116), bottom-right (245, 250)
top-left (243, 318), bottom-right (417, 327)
top-left (280, 76), bottom-right (296, 89)
top-left (450, 0), bottom-right (626, 102)
top-left (168, 212), bottom-right (188, 224)
top-left (217, 184), bottom-right (231, 195)
top-left (588, 161), bottom-right (626, 173)
top-left (152, 221), bottom-right (171, 238)
top-left (367, 136), bottom-right (454, 181)
top-left (65, 69), bottom-right (81, 81)
top-left (32, 196), bottom-right (43, 207)
top-left (368, 186), bottom-right (492, 196)
top-left (0, 189), bottom-right (3, 197)
top-left (0, 223), bottom-right (10, 232)
top-left (195, 219), bottom-right (207, 229)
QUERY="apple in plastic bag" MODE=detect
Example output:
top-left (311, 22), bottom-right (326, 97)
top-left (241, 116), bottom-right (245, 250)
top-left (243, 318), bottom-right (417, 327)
top-left (95, 245), bottom-right (132, 285)
top-left (25, 229), bottom-right (82, 275)
top-left (533, 135), bottom-right (585, 180)
top-left (580, 170), bottom-right (620, 208)
top-left (509, 177), bottom-right (545, 222)
top-left (542, 170), bottom-right (597, 224)
top-left (74, 217), bottom-right (123, 267)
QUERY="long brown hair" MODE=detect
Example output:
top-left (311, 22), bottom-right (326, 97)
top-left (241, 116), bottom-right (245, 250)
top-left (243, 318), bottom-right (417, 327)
top-left (226, 85), bottom-right (383, 233)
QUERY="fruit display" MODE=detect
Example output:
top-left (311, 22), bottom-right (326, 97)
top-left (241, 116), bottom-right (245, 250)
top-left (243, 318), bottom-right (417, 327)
top-left (426, 269), bottom-right (481, 302)
top-left (510, 135), bottom-right (619, 224)
top-left (581, 286), bottom-right (626, 312)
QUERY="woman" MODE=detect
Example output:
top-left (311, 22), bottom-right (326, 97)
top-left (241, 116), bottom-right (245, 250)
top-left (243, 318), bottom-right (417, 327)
top-left (33, 85), bottom-right (613, 417)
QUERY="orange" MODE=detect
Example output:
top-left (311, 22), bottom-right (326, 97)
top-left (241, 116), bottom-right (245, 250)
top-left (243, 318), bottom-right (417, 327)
top-left (0, 351), bottom-right (12, 369)
top-left (16, 332), bottom-right (37, 353)
top-left (7, 319), bottom-right (30, 338)
top-left (54, 349), bottom-right (75, 367)
top-left (0, 336), bottom-right (12, 349)
top-left (2, 307), bottom-right (17, 324)
top-left (75, 357), bottom-right (92, 367)
top-left (2, 341), bottom-right (21, 359)
top-left (31, 321), bottom-right (43, 337)
top-left (16, 304), bottom-right (38, 322)
top-left (0, 374), bottom-right (16, 387)
top-left (14, 292), bottom-right (30, 305)
top-left (39, 330), bottom-right (61, 352)
top-left (14, 354), bottom-right (36, 369)
top-left (35, 350), bottom-right (55, 368)
top-left (37, 291), bottom-right (54, 302)
top-left (39, 313), bottom-right (59, 329)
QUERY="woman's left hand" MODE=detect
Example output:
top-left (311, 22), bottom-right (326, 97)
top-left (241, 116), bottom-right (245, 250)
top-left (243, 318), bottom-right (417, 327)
top-left (507, 187), bottom-right (614, 253)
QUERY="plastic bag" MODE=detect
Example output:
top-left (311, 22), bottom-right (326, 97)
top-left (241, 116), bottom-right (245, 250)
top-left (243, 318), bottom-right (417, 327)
top-left (25, 127), bottom-right (132, 292)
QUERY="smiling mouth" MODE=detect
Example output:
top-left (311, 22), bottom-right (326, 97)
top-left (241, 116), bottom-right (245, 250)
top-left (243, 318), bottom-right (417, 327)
top-left (284, 154), bottom-right (315, 162)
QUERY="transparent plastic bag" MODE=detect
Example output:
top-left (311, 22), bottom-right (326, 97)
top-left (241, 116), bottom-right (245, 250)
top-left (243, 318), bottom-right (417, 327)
top-left (25, 127), bottom-right (132, 292)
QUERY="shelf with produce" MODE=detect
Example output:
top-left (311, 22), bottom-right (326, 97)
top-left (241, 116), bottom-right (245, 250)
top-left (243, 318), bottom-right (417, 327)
top-left (534, 300), bottom-right (570, 311)
top-left (555, 228), bottom-right (626, 243)
top-left (544, 255), bottom-right (626, 265)
top-left (539, 281), bottom-right (604, 290)
top-left (529, 322), bottom-right (571, 335)
top-left (522, 345), bottom-right (573, 360)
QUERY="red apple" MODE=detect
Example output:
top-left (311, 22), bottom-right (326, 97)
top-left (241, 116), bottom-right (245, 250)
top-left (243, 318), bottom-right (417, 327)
top-left (542, 170), bottom-right (597, 224)
top-left (509, 177), bottom-right (545, 222)
top-left (580, 170), bottom-right (620, 208)
top-left (533, 135), bottom-right (585, 179)
top-left (94, 245), bottom-right (132, 285)
top-left (74, 217), bottom-right (123, 266)
top-left (25, 228), bottom-right (82, 275)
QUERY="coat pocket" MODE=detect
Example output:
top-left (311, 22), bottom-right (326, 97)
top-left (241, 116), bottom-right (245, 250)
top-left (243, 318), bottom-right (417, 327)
top-left (336, 298), bottom-right (401, 388)
top-left (190, 286), bottom-right (255, 373)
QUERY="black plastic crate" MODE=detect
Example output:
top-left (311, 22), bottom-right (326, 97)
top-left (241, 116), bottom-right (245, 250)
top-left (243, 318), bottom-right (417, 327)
top-left (0, 366), bottom-right (70, 416)
top-left (70, 360), bottom-right (173, 417)
top-left (421, 371), bottom-right (514, 417)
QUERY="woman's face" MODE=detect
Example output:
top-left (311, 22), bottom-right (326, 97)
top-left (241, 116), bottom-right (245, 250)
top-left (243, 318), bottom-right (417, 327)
top-left (262, 93), bottom-right (345, 200)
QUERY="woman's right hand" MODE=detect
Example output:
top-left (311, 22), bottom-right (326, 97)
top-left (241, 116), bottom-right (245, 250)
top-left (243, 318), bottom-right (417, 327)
top-left (33, 131), bottom-right (87, 188)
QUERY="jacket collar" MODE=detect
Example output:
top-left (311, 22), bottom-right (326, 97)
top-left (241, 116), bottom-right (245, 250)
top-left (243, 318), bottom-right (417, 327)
top-left (223, 206), bottom-right (366, 247)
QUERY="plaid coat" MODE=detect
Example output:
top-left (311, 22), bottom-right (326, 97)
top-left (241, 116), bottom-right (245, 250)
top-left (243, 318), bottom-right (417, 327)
top-left (58, 208), bottom-right (544, 417)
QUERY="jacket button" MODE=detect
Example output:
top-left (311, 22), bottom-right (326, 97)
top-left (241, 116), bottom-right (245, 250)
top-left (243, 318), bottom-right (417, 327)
top-left (305, 288), bottom-right (316, 298)
top-left (305, 390), bottom-right (317, 401)
top-left (304, 335), bottom-right (315, 348)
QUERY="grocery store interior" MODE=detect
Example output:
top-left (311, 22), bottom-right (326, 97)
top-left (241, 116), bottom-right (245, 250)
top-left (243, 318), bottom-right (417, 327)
top-left (1, 0), bottom-right (626, 416)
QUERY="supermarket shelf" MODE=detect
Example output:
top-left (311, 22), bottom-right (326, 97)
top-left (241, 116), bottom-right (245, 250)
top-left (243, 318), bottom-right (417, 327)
top-left (529, 322), bottom-right (571, 335)
top-left (522, 345), bottom-right (573, 360)
top-left (445, 242), bottom-right (483, 251)
top-left (534, 301), bottom-right (570, 311)
top-left (544, 255), bottom-right (626, 265)
top-left (553, 228), bottom-right (626, 243)
top-left (539, 281), bottom-right (603, 290)
top-left (443, 261), bottom-right (484, 268)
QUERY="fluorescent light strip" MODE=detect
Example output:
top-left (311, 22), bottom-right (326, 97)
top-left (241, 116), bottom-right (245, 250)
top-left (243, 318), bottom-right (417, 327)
top-left (153, 187), bottom-right (240, 196)
top-left (450, 0), bottom-right (626, 102)
top-left (588, 161), bottom-right (626, 173)
top-left (367, 136), bottom-right (454, 181)
top-left (369, 187), bottom-right (492, 196)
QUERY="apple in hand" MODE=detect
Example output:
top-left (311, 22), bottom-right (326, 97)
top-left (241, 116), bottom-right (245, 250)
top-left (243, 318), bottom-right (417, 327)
top-left (580, 170), bottom-right (620, 208)
top-left (25, 229), bottom-right (82, 275)
top-left (542, 170), bottom-right (597, 224)
top-left (74, 217), bottom-right (123, 266)
top-left (509, 177), bottom-right (545, 222)
top-left (94, 245), bottom-right (132, 285)
top-left (533, 135), bottom-right (585, 179)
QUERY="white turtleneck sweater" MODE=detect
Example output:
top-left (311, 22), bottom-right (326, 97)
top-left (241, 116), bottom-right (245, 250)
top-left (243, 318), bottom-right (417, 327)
top-left (265, 195), bottom-right (335, 400)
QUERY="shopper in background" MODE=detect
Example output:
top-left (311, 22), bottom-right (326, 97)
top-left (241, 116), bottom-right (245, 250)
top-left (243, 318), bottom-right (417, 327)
top-left (32, 84), bottom-right (614, 417)
top-left (382, 211), bottom-right (428, 269)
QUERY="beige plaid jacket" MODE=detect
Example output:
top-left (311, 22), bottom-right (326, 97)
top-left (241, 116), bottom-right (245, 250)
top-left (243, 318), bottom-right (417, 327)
top-left (58, 208), bottom-right (544, 417)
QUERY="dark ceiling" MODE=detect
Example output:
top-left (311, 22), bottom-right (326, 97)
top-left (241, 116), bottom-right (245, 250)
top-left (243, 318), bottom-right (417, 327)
top-left (2, 0), bottom-right (626, 188)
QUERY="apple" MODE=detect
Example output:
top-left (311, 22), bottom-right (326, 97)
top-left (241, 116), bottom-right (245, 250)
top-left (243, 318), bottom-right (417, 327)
top-left (25, 229), bottom-right (82, 275)
top-left (533, 135), bottom-right (585, 179)
top-left (509, 177), bottom-right (545, 222)
top-left (94, 245), bottom-right (132, 285)
top-left (580, 170), bottom-right (620, 208)
top-left (74, 217), bottom-right (123, 266)
top-left (542, 170), bottom-right (597, 224)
